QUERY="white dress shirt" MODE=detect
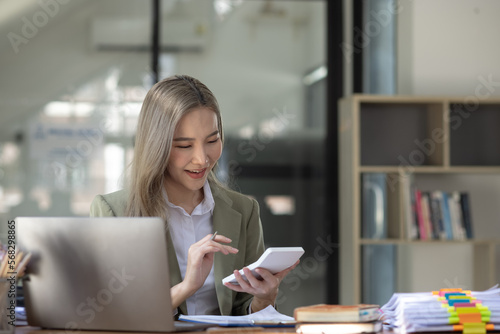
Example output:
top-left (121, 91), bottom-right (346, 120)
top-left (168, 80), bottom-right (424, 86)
top-left (165, 181), bottom-right (220, 315)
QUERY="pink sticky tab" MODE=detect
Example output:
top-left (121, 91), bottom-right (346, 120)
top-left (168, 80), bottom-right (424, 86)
top-left (453, 303), bottom-right (475, 308)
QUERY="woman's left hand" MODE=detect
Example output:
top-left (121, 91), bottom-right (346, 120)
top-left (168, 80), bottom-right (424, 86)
top-left (223, 260), bottom-right (300, 313)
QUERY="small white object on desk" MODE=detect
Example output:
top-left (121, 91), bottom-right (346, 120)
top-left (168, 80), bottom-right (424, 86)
top-left (178, 305), bottom-right (295, 326)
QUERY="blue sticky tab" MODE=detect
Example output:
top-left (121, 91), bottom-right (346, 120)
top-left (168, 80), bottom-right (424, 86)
top-left (448, 299), bottom-right (472, 306)
top-left (445, 292), bottom-right (466, 298)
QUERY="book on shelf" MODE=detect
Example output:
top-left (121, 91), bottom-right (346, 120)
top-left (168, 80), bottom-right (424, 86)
top-left (431, 190), bottom-right (448, 240)
top-left (414, 189), bottom-right (428, 240)
top-left (449, 191), bottom-right (466, 240)
top-left (404, 182), bottom-right (474, 241)
top-left (440, 191), bottom-right (454, 240)
top-left (420, 192), bottom-right (434, 240)
top-left (402, 173), bottom-right (419, 240)
top-left (293, 304), bottom-right (381, 323)
top-left (428, 191), bottom-right (444, 240)
top-left (460, 192), bottom-right (474, 239)
top-left (296, 321), bottom-right (383, 334)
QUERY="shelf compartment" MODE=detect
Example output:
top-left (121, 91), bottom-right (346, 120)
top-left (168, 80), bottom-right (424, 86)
top-left (450, 103), bottom-right (500, 166)
top-left (360, 173), bottom-right (401, 240)
top-left (359, 102), bottom-right (445, 166)
top-left (361, 244), bottom-right (396, 305)
top-left (412, 173), bottom-right (500, 241)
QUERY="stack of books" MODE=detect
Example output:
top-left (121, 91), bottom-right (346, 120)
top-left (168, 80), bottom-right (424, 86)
top-left (381, 286), bottom-right (500, 332)
top-left (410, 189), bottom-right (473, 241)
top-left (294, 304), bottom-right (382, 334)
top-left (401, 173), bottom-right (474, 241)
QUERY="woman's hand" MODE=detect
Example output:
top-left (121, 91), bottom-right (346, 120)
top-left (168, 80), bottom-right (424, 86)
top-left (171, 233), bottom-right (238, 309)
top-left (223, 260), bottom-right (300, 313)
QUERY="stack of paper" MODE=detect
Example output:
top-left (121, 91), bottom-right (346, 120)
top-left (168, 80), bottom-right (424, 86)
top-left (381, 285), bottom-right (500, 333)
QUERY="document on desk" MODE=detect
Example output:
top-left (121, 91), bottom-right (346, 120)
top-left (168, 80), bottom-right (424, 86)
top-left (381, 285), bottom-right (500, 332)
top-left (178, 305), bottom-right (295, 327)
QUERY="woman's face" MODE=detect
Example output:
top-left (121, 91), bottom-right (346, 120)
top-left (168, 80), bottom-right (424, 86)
top-left (165, 107), bottom-right (222, 197)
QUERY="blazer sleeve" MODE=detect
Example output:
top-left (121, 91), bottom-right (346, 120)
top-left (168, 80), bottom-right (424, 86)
top-left (231, 197), bottom-right (265, 315)
top-left (89, 195), bottom-right (116, 217)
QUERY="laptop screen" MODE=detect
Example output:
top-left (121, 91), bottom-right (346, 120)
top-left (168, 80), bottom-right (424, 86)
top-left (17, 217), bottom-right (177, 332)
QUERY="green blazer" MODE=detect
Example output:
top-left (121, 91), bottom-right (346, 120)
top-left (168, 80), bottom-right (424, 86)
top-left (89, 183), bottom-right (265, 316)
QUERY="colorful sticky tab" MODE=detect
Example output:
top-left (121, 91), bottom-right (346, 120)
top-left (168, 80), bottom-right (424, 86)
top-left (446, 293), bottom-right (467, 298)
top-left (449, 300), bottom-right (473, 306)
top-left (462, 322), bottom-right (486, 334)
top-left (454, 303), bottom-right (477, 308)
top-left (458, 313), bottom-right (482, 324)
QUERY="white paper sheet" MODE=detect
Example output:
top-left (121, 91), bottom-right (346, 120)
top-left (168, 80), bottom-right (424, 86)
top-left (178, 305), bottom-right (295, 326)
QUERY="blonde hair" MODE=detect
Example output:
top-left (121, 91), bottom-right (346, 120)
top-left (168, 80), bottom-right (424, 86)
top-left (126, 75), bottom-right (224, 220)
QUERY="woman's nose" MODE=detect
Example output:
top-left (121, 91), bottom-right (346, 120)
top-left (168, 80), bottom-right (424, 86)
top-left (192, 145), bottom-right (208, 165)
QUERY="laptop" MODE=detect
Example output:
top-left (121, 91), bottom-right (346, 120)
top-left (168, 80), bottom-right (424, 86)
top-left (17, 217), bottom-right (213, 332)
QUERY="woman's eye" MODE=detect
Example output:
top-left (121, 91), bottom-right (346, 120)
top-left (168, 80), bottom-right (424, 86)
top-left (176, 145), bottom-right (191, 149)
top-left (208, 138), bottom-right (219, 144)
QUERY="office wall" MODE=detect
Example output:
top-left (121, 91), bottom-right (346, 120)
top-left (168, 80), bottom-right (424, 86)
top-left (397, 0), bottom-right (500, 96)
top-left (396, 0), bottom-right (500, 292)
top-left (0, 0), bottom-right (327, 314)
top-left (397, 0), bottom-right (500, 239)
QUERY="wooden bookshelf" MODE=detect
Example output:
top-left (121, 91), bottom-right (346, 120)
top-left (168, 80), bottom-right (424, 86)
top-left (339, 95), bottom-right (500, 305)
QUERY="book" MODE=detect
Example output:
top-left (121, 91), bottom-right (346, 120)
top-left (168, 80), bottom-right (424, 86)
top-left (460, 192), bottom-right (474, 239)
top-left (296, 321), bottom-right (383, 334)
top-left (430, 191), bottom-right (446, 240)
top-left (402, 173), bottom-right (418, 240)
top-left (449, 192), bottom-right (466, 241)
top-left (293, 304), bottom-right (380, 323)
top-left (440, 191), bottom-right (454, 240)
top-left (420, 192), bottom-right (434, 240)
top-left (414, 189), bottom-right (427, 240)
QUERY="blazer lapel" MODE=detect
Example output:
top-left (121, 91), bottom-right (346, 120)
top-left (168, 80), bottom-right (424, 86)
top-left (212, 187), bottom-right (241, 315)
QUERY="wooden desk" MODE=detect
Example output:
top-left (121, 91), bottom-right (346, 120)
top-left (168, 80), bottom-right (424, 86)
top-left (15, 326), bottom-right (296, 334)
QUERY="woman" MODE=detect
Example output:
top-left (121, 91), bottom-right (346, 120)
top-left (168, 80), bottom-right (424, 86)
top-left (90, 75), bottom-right (297, 316)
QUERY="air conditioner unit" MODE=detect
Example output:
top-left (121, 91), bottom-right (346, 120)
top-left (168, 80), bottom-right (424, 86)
top-left (90, 17), bottom-right (210, 52)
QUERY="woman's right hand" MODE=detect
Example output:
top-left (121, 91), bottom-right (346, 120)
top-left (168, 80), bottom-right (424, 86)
top-left (171, 233), bottom-right (238, 309)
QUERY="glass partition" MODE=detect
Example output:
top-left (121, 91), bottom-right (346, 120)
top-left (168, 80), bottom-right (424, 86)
top-left (0, 0), bottom-right (326, 315)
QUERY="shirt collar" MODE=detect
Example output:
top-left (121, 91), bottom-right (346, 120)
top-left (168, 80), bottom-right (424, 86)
top-left (164, 180), bottom-right (215, 216)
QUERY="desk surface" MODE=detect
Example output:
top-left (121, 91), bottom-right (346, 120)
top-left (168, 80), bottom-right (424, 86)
top-left (16, 326), bottom-right (296, 334)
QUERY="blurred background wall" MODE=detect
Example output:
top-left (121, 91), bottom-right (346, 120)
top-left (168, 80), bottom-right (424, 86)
top-left (0, 0), bottom-right (327, 315)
